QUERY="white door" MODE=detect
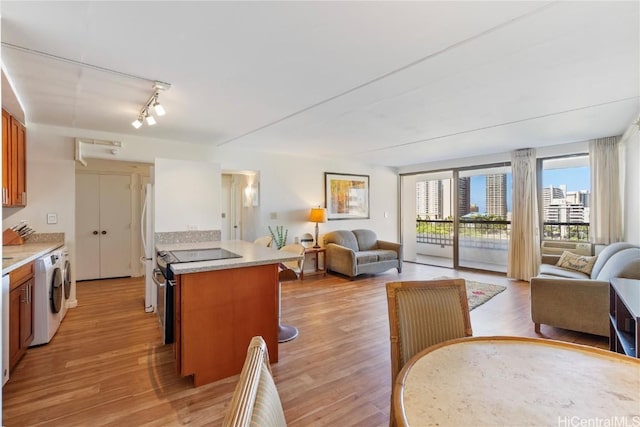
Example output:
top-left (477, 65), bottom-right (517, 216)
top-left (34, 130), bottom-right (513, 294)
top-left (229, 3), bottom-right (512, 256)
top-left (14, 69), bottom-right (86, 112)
top-left (76, 173), bottom-right (132, 280)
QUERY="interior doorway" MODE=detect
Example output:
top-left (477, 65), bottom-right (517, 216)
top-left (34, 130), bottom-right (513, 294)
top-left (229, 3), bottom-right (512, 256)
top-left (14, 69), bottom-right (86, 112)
top-left (221, 171), bottom-right (259, 241)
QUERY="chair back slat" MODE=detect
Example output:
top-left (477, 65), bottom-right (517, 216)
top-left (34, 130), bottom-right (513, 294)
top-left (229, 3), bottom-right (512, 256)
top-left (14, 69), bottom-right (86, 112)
top-left (223, 336), bottom-right (287, 427)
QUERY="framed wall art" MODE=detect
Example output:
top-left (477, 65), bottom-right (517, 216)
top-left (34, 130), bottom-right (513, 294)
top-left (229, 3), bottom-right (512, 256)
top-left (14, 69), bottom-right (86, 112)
top-left (324, 172), bottom-right (370, 220)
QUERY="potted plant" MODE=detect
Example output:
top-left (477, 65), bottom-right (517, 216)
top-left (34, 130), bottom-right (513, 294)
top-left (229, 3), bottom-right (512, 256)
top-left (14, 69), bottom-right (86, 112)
top-left (268, 225), bottom-right (288, 249)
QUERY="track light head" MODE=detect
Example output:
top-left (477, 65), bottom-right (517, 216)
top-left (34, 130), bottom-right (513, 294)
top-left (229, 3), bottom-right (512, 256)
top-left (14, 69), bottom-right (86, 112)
top-left (153, 96), bottom-right (166, 116)
top-left (132, 116), bottom-right (143, 129)
top-left (145, 110), bottom-right (156, 126)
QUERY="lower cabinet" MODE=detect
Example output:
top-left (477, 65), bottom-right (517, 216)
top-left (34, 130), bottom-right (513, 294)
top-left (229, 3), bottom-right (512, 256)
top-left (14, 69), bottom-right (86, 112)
top-left (9, 262), bottom-right (34, 371)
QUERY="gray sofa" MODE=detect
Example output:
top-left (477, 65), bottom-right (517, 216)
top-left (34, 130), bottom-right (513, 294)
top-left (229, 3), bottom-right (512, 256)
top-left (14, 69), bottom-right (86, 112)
top-left (530, 242), bottom-right (640, 337)
top-left (323, 229), bottom-right (403, 278)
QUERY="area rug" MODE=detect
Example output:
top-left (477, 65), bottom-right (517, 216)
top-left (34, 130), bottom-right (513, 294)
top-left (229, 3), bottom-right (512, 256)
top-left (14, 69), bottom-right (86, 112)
top-left (433, 276), bottom-right (507, 310)
top-left (465, 279), bottom-right (507, 311)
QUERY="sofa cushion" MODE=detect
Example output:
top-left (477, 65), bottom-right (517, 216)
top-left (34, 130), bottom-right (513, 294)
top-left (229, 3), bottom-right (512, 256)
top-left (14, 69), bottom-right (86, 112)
top-left (556, 251), bottom-right (597, 275)
top-left (538, 264), bottom-right (591, 279)
top-left (376, 249), bottom-right (399, 262)
top-left (324, 230), bottom-right (359, 252)
top-left (594, 248), bottom-right (640, 281)
top-left (356, 251), bottom-right (380, 265)
top-left (353, 229), bottom-right (379, 251)
top-left (590, 242), bottom-right (636, 278)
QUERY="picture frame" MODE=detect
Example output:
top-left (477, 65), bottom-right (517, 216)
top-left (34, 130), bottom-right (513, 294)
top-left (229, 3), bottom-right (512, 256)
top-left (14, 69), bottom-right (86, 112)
top-left (324, 172), bottom-right (370, 220)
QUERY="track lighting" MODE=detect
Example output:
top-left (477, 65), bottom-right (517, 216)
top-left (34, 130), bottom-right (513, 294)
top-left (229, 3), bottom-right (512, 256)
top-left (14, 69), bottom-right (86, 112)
top-left (132, 81), bottom-right (171, 129)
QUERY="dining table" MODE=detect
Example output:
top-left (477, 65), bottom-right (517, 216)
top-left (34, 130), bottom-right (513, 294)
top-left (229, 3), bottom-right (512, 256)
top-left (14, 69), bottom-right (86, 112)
top-left (393, 336), bottom-right (640, 426)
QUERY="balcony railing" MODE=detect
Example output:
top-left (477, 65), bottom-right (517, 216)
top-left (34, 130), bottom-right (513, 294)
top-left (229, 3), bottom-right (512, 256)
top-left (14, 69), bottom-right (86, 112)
top-left (542, 222), bottom-right (590, 241)
top-left (416, 219), bottom-right (590, 245)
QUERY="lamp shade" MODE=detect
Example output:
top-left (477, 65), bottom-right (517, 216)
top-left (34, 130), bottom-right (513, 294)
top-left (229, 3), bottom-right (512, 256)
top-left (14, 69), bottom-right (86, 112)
top-left (309, 207), bottom-right (327, 223)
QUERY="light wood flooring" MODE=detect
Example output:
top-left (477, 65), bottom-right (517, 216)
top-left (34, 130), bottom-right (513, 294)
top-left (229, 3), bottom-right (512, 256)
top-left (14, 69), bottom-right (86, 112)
top-left (2, 262), bottom-right (607, 426)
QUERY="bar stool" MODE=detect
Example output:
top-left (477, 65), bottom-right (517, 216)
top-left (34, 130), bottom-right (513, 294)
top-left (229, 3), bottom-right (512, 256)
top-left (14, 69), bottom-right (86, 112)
top-left (277, 244), bottom-right (305, 342)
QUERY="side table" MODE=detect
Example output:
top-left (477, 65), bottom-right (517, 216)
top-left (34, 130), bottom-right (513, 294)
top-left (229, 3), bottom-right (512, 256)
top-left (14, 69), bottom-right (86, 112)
top-left (609, 278), bottom-right (640, 358)
top-left (302, 247), bottom-right (327, 280)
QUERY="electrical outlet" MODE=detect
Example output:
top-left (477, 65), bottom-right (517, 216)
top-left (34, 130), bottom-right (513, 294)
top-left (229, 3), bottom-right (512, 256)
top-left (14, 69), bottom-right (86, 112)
top-left (47, 213), bottom-right (57, 224)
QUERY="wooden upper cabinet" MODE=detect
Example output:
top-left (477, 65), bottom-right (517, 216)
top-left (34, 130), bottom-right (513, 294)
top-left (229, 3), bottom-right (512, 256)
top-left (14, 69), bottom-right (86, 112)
top-left (2, 108), bottom-right (27, 207)
top-left (2, 109), bottom-right (10, 206)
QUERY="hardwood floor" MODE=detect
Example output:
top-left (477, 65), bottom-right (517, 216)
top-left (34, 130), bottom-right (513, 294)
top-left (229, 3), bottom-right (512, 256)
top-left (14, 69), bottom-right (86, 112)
top-left (2, 262), bottom-right (607, 426)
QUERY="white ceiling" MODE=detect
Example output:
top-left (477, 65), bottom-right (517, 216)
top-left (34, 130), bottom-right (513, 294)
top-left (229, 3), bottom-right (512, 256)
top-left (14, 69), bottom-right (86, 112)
top-left (1, 1), bottom-right (638, 168)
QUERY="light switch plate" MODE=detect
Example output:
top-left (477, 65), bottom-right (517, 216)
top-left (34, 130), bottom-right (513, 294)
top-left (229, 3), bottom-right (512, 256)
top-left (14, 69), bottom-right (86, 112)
top-left (47, 213), bottom-right (57, 224)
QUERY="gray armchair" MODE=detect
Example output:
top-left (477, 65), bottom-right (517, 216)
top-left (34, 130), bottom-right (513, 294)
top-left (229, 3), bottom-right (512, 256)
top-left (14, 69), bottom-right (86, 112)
top-left (323, 229), bottom-right (402, 278)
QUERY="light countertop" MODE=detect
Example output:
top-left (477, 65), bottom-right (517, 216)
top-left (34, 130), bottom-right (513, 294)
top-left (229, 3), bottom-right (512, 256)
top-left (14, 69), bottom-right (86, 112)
top-left (156, 240), bottom-right (302, 275)
top-left (2, 242), bottom-right (65, 275)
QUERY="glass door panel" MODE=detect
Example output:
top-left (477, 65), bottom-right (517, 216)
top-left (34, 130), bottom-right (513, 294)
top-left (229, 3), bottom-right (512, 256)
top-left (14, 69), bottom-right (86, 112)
top-left (457, 166), bottom-right (511, 272)
top-left (407, 171), bottom-right (454, 268)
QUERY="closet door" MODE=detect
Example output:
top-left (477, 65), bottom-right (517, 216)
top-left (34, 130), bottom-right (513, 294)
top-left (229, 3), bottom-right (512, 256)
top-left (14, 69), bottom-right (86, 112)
top-left (76, 173), bottom-right (132, 280)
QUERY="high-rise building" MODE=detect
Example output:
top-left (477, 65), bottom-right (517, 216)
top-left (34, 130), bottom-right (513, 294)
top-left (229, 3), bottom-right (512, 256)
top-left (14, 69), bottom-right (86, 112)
top-left (416, 181), bottom-right (426, 219)
top-left (457, 177), bottom-right (470, 217)
top-left (543, 185), bottom-right (565, 208)
top-left (486, 174), bottom-right (506, 218)
top-left (425, 180), bottom-right (442, 219)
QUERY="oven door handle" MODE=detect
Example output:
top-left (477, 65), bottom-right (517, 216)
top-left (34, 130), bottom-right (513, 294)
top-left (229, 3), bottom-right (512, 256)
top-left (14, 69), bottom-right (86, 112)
top-left (152, 268), bottom-right (175, 287)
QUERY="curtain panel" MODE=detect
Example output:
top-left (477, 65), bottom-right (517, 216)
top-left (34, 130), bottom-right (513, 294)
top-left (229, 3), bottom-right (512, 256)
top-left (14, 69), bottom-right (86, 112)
top-left (589, 136), bottom-right (623, 245)
top-left (508, 148), bottom-right (540, 281)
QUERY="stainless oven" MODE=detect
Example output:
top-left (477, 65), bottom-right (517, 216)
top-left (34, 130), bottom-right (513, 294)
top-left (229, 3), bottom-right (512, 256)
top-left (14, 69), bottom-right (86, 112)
top-left (153, 257), bottom-right (175, 345)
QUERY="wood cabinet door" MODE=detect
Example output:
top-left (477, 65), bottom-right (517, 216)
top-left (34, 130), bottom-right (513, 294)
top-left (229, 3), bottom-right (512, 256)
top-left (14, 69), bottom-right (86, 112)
top-left (9, 286), bottom-right (23, 370)
top-left (20, 279), bottom-right (34, 348)
top-left (2, 109), bottom-right (9, 206)
top-left (13, 117), bottom-right (26, 206)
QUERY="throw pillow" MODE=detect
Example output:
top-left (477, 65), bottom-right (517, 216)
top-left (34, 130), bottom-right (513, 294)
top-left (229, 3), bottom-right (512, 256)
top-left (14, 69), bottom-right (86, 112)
top-left (556, 251), bottom-right (597, 275)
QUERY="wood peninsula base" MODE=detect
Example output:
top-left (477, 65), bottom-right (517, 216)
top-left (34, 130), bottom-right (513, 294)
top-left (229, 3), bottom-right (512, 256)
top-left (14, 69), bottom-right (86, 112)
top-left (174, 263), bottom-right (279, 387)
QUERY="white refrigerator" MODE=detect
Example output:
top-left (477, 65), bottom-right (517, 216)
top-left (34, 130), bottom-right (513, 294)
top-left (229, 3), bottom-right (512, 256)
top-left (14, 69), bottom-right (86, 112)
top-left (141, 182), bottom-right (156, 313)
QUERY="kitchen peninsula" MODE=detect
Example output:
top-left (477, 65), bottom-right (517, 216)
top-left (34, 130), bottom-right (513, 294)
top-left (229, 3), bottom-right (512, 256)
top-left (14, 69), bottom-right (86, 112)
top-left (156, 240), bottom-right (302, 387)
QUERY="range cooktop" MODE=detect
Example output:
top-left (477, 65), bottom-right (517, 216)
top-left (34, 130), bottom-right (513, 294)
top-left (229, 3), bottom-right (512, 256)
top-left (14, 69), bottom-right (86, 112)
top-left (158, 248), bottom-right (242, 264)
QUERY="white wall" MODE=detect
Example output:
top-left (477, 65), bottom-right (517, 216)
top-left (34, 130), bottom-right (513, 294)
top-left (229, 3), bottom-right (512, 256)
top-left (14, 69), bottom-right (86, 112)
top-left (213, 148), bottom-right (399, 245)
top-left (154, 158), bottom-right (221, 232)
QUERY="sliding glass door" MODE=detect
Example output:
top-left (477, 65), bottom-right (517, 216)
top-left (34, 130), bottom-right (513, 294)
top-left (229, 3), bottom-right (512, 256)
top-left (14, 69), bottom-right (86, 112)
top-left (457, 166), bottom-right (511, 272)
top-left (401, 164), bottom-right (512, 273)
top-left (401, 171), bottom-right (454, 268)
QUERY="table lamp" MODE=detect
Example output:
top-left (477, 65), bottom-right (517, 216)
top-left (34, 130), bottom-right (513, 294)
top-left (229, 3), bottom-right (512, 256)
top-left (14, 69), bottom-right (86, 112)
top-left (309, 207), bottom-right (327, 248)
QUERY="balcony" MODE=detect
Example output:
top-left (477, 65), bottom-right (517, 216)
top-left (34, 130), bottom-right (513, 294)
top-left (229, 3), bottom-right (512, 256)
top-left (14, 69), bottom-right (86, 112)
top-left (415, 219), bottom-right (590, 272)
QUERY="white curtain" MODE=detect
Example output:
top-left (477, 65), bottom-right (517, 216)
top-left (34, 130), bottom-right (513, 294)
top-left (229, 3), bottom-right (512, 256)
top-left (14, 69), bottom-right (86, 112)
top-left (508, 148), bottom-right (540, 281)
top-left (589, 136), bottom-right (623, 244)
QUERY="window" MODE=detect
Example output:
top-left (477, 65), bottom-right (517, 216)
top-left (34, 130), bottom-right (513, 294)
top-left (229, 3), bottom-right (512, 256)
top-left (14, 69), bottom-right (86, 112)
top-left (541, 155), bottom-right (590, 241)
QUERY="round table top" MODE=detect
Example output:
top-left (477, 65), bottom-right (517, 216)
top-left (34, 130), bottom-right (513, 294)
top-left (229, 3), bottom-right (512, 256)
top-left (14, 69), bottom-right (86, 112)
top-left (394, 336), bottom-right (640, 427)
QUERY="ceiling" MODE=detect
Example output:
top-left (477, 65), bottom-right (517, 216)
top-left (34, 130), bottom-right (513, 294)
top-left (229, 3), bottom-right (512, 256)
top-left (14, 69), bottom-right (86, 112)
top-left (1, 1), bottom-right (638, 168)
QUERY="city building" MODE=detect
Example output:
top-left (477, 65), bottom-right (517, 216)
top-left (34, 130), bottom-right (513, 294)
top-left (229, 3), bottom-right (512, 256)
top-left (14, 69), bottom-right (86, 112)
top-left (486, 174), bottom-right (507, 218)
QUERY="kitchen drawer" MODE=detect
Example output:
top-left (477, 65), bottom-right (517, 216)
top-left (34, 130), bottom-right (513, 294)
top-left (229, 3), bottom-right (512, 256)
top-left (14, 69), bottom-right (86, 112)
top-left (9, 262), bottom-right (34, 290)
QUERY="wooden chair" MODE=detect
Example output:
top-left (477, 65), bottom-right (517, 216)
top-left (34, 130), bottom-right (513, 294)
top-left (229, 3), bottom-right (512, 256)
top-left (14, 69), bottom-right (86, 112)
top-left (223, 336), bottom-right (287, 427)
top-left (386, 279), bottom-right (472, 426)
top-left (253, 235), bottom-right (273, 247)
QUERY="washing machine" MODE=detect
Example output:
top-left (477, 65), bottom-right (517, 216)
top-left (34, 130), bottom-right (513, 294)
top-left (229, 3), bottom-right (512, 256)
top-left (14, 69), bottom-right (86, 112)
top-left (31, 249), bottom-right (64, 346)
top-left (60, 246), bottom-right (70, 320)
